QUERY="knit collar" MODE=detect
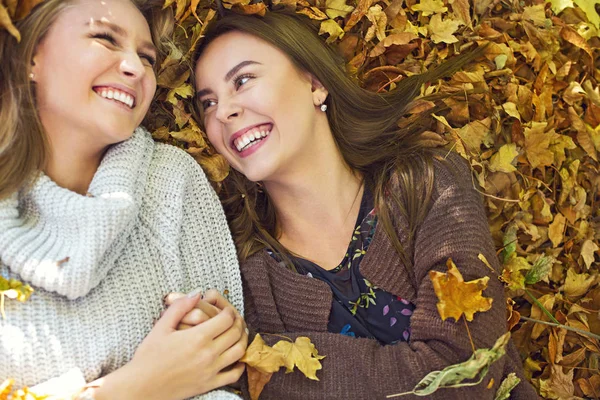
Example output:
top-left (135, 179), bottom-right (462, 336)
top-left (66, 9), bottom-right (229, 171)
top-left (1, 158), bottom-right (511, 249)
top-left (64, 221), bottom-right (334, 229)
top-left (0, 128), bottom-right (154, 299)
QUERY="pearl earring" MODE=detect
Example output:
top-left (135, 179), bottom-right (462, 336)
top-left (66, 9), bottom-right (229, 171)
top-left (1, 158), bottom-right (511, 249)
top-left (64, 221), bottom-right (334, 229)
top-left (29, 72), bottom-right (34, 80)
top-left (320, 103), bottom-right (327, 112)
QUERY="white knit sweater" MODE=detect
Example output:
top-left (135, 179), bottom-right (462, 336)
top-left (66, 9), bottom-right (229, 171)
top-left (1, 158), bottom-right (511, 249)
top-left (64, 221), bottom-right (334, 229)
top-left (0, 128), bottom-right (243, 399)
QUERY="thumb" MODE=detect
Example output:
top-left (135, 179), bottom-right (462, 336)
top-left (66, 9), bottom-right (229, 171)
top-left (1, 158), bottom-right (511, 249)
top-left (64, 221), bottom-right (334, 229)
top-left (155, 291), bottom-right (201, 332)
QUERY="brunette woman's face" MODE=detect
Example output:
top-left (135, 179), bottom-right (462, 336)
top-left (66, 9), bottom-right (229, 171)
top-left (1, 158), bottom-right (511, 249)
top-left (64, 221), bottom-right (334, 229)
top-left (194, 31), bottom-right (328, 183)
top-left (32, 0), bottom-right (157, 147)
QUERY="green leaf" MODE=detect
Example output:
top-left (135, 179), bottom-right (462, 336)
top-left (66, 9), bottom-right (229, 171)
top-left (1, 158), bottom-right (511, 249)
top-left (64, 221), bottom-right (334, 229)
top-left (501, 224), bottom-right (518, 263)
top-left (494, 373), bottom-right (521, 400)
top-left (524, 255), bottom-right (554, 285)
top-left (388, 333), bottom-right (511, 397)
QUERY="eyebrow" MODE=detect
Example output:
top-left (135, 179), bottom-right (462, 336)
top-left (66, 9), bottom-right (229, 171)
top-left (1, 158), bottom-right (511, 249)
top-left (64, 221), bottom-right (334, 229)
top-left (196, 60), bottom-right (262, 98)
top-left (85, 19), bottom-right (157, 55)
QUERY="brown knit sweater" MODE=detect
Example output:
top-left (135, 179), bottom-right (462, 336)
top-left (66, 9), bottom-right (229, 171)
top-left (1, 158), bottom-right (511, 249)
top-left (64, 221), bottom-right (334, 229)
top-left (239, 154), bottom-right (538, 400)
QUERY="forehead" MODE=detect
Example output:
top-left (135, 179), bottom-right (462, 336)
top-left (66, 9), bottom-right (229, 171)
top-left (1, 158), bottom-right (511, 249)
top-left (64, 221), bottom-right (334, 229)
top-left (54, 0), bottom-right (150, 37)
top-left (196, 31), bottom-right (289, 76)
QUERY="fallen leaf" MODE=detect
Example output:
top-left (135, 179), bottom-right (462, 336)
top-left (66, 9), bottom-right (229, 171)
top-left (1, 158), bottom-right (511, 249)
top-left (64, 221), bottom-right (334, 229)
top-left (410, 0), bottom-right (447, 16)
top-left (430, 258), bottom-right (493, 322)
top-left (548, 213), bottom-right (566, 248)
top-left (368, 32), bottom-right (417, 57)
top-left (494, 372), bottom-right (521, 400)
top-left (319, 19), bottom-right (345, 43)
top-left (246, 366), bottom-right (272, 400)
top-left (272, 336), bottom-right (326, 380)
top-left (325, 0), bottom-right (354, 19)
top-left (240, 334), bottom-right (286, 374)
top-left (429, 13), bottom-right (462, 44)
top-left (563, 268), bottom-right (596, 298)
top-left (489, 143), bottom-right (519, 173)
top-left (580, 239), bottom-right (598, 269)
top-left (0, 3), bottom-right (19, 41)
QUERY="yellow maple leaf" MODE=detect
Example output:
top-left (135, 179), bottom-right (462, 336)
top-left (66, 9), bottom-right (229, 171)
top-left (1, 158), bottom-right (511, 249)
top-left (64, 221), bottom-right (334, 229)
top-left (272, 337), bottom-right (326, 380)
top-left (548, 213), bottom-right (566, 248)
top-left (429, 13), bottom-right (462, 44)
top-left (319, 19), bottom-right (345, 43)
top-left (489, 143), bottom-right (519, 173)
top-left (325, 0), bottom-right (354, 19)
top-left (563, 268), bottom-right (596, 298)
top-left (430, 259), bottom-right (493, 322)
top-left (411, 0), bottom-right (447, 16)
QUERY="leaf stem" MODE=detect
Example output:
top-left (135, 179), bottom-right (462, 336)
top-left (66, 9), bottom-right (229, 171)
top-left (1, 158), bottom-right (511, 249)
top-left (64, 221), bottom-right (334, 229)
top-left (524, 288), bottom-right (560, 324)
top-left (261, 332), bottom-right (293, 342)
top-left (519, 316), bottom-right (600, 341)
top-left (463, 315), bottom-right (476, 353)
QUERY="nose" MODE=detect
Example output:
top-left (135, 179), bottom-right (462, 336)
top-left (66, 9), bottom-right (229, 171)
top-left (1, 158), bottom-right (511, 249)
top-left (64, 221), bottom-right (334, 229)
top-left (119, 52), bottom-right (145, 79)
top-left (215, 96), bottom-right (243, 123)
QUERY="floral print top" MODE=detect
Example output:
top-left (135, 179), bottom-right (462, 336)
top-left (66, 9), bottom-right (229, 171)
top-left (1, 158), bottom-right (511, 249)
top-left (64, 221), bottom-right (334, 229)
top-left (268, 187), bottom-right (415, 345)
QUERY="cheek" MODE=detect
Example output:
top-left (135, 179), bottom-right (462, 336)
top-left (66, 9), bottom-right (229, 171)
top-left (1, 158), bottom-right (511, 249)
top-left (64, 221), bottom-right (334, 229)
top-left (205, 120), bottom-right (227, 152)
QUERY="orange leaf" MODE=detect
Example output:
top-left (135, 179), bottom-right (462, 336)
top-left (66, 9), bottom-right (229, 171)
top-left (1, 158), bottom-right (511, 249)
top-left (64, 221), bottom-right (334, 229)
top-left (429, 258), bottom-right (493, 322)
top-left (240, 334), bottom-right (286, 374)
top-left (247, 366), bottom-right (273, 400)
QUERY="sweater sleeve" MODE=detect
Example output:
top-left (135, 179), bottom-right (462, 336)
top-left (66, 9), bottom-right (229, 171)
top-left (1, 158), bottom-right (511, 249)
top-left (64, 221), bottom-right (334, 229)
top-left (242, 157), bottom-right (537, 400)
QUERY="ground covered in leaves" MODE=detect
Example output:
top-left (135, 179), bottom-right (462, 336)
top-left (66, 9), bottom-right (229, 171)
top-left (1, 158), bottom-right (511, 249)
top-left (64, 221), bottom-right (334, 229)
top-left (144, 0), bottom-right (600, 397)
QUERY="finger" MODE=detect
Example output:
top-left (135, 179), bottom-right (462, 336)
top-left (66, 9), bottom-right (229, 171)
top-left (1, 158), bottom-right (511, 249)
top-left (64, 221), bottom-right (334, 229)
top-left (203, 289), bottom-right (237, 313)
top-left (212, 362), bottom-right (246, 389)
top-left (214, 326), bottom-right (248, 371)
top-left (164, 292), bottom-right (186, 306)
top-left (194, 299), bottom-right (220, 319)
top-left (155, 292), bottom-right (202, 332)
top-left (211, 312), bottom-right (245, 356)
top-left (177, 323), bottom-right (193, 330)
top-left (180, 308), bottom-right (212, 326)
top-left (185, 306), bottom-right (236, 341)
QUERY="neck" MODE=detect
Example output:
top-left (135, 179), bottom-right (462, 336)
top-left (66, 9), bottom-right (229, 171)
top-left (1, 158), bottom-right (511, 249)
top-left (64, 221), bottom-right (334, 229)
top-left (44, 131), bottom-right (108, 195)
top-left (263, 141), bottom-right (363, 241)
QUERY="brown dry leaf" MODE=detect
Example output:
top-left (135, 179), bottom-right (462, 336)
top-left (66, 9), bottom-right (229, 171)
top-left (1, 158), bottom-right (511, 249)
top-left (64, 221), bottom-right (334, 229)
top-left (369, 32), bottom-right (417, 57)
top-left (365, 5), bottom-right (387, 42)
top-left (13, 0), bottom-right (44, 20)
top-left (343, 0), bottom-right (373, 32)
top-left (523, 122), bottom-right (556, 169)
top-left (454, 117), bottom-right (493, 153)
top-left (430, 258), bottom-right (493, 322)
top-left (539, 364), bottom-right (575, 399)
top-left (272, 336), bottom-right (326, 380)
top-left (298, 6), bottom-right (328, 20)
top-left (198, 153), bottom-right (230, 182)
top-left (429, 13), bottom-right (462, 44)
top-left (548, 213), bottom-right (566, 248)
top-left (449, 0), bottom-right (471, 28)
top-left (521, 4), bottom-right (547, 27)
top-left (580, 239), bottom-right (598, 269)
top-left (246, 366), bottom-right (272, 400)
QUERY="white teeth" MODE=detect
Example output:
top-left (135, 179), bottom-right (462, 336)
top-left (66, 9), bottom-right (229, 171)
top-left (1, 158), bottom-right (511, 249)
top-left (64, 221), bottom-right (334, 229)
top-left (97, 88), bottom-right (135, 109)
top-left (234, 127), bottom-right (272, 152)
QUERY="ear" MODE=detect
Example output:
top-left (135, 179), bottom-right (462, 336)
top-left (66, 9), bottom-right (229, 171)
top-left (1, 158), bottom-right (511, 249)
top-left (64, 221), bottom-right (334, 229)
top-left (305, 73), bottom-right (328, 107)
top-left (30, 55), bottom-right (40, 83)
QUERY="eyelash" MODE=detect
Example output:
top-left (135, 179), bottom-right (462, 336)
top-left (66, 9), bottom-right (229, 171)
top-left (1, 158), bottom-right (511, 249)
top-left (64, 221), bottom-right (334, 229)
top-left (200, 73), bottom-right (256, 111)
top-left (91, 32), bottom-right (156, 67)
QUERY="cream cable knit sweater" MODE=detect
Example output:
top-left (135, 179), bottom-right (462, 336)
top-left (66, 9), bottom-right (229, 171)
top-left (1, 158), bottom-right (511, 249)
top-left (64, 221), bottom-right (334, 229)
top-left (0, 128), bottom-right (243, 399)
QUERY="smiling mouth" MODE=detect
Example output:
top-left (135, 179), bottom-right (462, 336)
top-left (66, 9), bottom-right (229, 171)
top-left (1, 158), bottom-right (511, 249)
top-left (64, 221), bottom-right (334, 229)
top-left (93, 86), bottom-right (136, 109)
top-left (233, 123), bottom-right (273, 152)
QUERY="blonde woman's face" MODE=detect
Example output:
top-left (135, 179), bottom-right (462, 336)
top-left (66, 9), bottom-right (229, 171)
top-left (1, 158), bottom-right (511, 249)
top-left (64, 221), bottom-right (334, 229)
top-left (195, 31), bottom-right (329, 183)
top-left (32, 0), bottom-right (157, 147)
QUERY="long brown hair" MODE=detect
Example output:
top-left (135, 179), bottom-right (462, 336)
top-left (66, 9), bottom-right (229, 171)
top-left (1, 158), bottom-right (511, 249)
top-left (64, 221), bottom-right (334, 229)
top-left (193, 11), bottom-right (483, 272)
top-left (0, 0), bottom-right (173, 200)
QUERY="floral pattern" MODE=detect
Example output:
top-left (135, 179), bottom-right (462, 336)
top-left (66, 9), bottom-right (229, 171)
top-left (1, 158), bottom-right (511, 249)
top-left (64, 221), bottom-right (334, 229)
top-left (268, 188), bottom-right (415, 345)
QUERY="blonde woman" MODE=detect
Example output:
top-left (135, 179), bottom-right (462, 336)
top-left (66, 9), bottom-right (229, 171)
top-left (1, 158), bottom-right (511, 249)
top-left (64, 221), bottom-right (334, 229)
top-left (0, 0), bottom-right (246, 398)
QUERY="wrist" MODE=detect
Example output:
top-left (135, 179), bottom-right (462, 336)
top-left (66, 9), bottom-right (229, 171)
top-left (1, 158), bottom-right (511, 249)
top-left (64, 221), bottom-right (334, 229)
top-left (86, 363), bottom-right (148, 400)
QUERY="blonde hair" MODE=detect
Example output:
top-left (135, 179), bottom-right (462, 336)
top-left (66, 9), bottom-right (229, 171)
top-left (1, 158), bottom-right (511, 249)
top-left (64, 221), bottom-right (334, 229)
top-left (0, 0), bottom-right (173, 200)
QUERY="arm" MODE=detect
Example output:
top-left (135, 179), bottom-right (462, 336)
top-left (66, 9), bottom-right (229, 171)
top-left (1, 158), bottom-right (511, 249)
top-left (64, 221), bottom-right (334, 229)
top-left (88, 294), bottom-right (245, 400)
